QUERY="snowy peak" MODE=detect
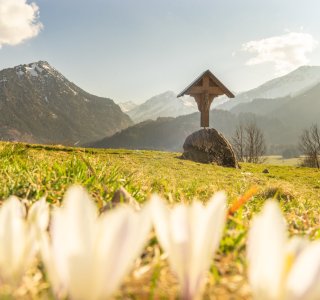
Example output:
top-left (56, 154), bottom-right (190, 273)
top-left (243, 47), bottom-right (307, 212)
top-left (118, 101), bottom-right (138, 113)
top-left (1, 61), bottom-right (83, 98)
top-left (257, 65), bottom-right (320, 98)
top-left (15, 62), bottom-right (43, 77)
top-left (15, 61), bottom-right (50, 75)
top-left (13, 61), bottom-right (66, 82)
top-left (0, 61), bottom-right (133, 145)
top-left (127, 91), bottom-right (198, 123)
top-left (217, 65), bottom-right (320, 110)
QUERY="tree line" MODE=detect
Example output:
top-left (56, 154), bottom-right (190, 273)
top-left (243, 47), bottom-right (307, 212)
top-left (231, 120), bottom-right (320, 169)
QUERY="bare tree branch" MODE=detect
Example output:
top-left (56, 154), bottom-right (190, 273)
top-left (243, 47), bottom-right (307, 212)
top-left (232, 120), bottom-right (266, 164)
top-left (299, 124), bottom-right (320, 168)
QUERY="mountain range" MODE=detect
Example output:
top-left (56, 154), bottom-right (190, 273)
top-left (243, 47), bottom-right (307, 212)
top-left (118, 66), bottom-right (320, 123)
top-left (0, 61), bottom-right (132, 145)
top-left (216, 65), bottom-right (320, 111)
top-left (90, 66), bottom-right (320, 153)
top-left (1, 61), bottom-right (320, 154)
top-left (125, 91), bottom-right (198, 123)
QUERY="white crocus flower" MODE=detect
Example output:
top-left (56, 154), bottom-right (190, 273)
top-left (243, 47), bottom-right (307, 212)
top-left (151, 192), bottom-right (227, 300)
top-left (28, 198), bottom-right (50, 249)
top-left (28, 198), bottom-right (50, 232)
top-left (286, 241), bottom-right (320, 300)
top-left (0, 197), bottom-right (35, 285)
top-left (247, 200), bottom-right (320, 300)
top-left (43, 186), bottom-right (152, 300)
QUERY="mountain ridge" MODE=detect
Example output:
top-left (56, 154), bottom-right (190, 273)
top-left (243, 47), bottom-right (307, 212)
top-left (217, 65), bottom-right (320, 111)
top-left (0, 61), bottom-right (133, 144)
top-left (126, 91), bottom-right (198, 123)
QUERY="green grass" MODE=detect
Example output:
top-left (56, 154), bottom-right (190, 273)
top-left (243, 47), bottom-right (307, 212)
top-left (0, 141), bottom-right (319, 299)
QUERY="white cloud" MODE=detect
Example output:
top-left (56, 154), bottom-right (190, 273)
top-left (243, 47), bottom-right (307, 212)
top-left (0, 0), bottom-right (43, 48)
top-left (242, 32), bottom-right (318, 75)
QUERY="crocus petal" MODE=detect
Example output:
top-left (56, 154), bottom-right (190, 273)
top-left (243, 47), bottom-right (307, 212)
top-left (40, 232), bottom-right (60, 294)
top-left (189, 192), bottom-right (227, 297)
top-left (150, 195), bottom-right (171, 251)
top-left (95, 203), bottom-right (152, 298)
top-left (49, 186), bottom-right (98, 299)
top-left (28, 197), bottom-right (49, 232)
top-left (46, 186), bottom-right (151, 300)
top-left (191, 192), bottom-right (227, 270)
top-left (152, 196), bottom-right (193, 296)
top-left (170, 204), bottom-right (194, 297)
top-left (286, 242), bottom-right (320, 300)
top-left (151, 193), bottom-right (227, 300)
top-left (247, 200), bottom-right (287, 300)
top-left (151, 197), bottom-right (192, 289)
top-left (0, 197), bottom-right (33, 285)
top-left (28, 198), bottom-right (50, 254)
top-left (285, 237), bottom-right (308, 258)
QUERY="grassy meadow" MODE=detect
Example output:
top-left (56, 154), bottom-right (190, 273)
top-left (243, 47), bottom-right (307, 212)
top-left (0, 141), bottom-right (319, 299)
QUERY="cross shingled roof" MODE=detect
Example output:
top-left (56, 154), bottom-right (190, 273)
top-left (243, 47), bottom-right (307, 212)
top-left (177, 69), bottom-right (235, 98)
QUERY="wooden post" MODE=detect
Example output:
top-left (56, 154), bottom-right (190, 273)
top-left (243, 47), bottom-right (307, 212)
top-left (194, 94), bottom-right (215, 128)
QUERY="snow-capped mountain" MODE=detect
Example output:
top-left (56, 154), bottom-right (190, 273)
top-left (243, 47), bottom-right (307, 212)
top-left (118, 101), bottom-right (138, 113)
top-left (217, 66), bottom-right (320, 110)
top-left (0, 61), bottom-right (132, 144)
top-left (127, 91), bottom-right (198, 123)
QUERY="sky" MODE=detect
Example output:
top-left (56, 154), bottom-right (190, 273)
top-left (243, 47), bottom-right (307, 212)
top-left (1, 0), bottom-right (320, 103)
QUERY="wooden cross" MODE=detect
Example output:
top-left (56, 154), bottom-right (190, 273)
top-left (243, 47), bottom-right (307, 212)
top-left (177, 70), bottom-right (234, 128)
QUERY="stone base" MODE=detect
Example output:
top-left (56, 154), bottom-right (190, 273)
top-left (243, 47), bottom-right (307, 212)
top-left (182, 128), bottom-right (239, 168)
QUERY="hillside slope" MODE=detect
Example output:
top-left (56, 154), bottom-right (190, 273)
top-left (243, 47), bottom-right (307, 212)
top-left (87, 108), bottom-right (300, 152)
top-left (0, 61), bottom-right (133, 145)
top-left (232, 82), bottom-right (320, 128)
top-left (88, 110), bottom-right (256, 151)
